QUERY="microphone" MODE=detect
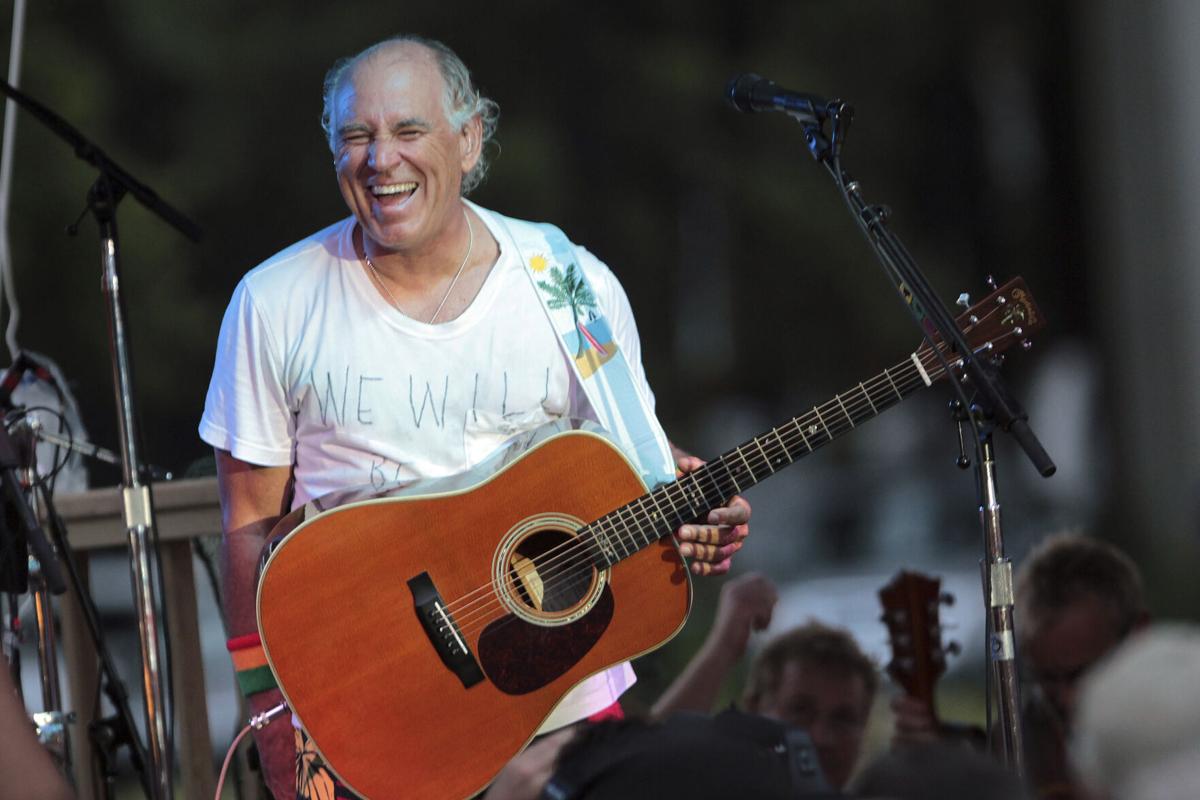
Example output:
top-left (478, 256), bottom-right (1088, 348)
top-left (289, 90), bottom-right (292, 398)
top-left (726, 73), bottom-right (831, 122)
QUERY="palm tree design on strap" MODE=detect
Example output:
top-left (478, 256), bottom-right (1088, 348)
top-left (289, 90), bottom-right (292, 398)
top-left (537, 263), bottom-right (597, 358)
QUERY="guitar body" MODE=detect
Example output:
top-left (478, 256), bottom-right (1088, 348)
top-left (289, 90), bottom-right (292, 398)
top-left (257, 429), bottom-right (692, 800)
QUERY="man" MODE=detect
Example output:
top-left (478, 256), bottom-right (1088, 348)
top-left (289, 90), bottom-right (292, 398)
top-left (891, 533), bottom-right (1148, 799)
top-left (200, 36), bottom-right (750, 798)
top-left (1013, 533), bottom-right (1148, 799)
top-left (652, 573), bottom-right (878, 791)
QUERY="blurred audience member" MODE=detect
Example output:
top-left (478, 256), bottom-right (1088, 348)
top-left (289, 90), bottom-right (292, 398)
top-left (891, 533), bottom-right (1148, 799)
top-left (1015, 533), bottom-right (1148, 799)
top-left (653, 572), bottom-right (878, 790)
top-left (854, 742), bottom-right (1031, 800)
top-left (1071, 623), bottom-right (1200, 800)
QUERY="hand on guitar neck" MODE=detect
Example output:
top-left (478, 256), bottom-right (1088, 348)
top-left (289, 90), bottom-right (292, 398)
top-left (881, 571), bottom-right (986, 750)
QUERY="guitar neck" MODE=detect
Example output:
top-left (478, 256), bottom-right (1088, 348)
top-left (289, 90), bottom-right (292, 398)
top-left (584, 347), bottom-right (951, 566)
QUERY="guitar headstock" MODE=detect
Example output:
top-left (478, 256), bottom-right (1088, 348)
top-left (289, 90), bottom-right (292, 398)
top-left (917, 276), bottom-right (1045, 367)
top-left (879, 570), bottom-right (958, 712)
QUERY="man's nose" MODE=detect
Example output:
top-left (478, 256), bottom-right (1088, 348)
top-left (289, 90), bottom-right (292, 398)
top-left (368, 137), bottom-right (403, 171)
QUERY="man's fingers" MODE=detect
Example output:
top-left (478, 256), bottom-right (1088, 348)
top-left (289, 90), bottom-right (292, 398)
top-left (690, 558), bottom-right (732, 577)
top-left (678, 539), bottom-right (743, 562)
top-left (677, 524), bottom-right (743, 547)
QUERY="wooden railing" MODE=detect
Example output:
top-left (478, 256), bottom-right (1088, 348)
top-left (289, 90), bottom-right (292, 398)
top-left (50, 476), bottom-right (259, 799)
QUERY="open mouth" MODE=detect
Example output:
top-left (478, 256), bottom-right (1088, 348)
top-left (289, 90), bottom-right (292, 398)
top-left (370, 181), bottom-right (418, 203)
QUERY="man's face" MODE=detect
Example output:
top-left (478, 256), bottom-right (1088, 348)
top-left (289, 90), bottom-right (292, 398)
top-left (1023, 594), bottom-right (1123, 726)
top-left (751, 660), bottom-right (871, 790)
top-left (330, 44), bottom-right (480, 256)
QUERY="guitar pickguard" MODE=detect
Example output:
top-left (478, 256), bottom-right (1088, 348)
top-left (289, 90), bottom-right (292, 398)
top-left (477, 585), bottom-right (614, 695)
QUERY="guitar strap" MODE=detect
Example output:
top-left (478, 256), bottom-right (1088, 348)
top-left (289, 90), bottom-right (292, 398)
top-left (495, 213), bottom-right (675, 488)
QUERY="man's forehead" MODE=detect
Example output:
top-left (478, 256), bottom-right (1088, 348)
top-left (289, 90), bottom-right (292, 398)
top-left (350, 43), bottom-right (439, 91)
top-left (776, 660), bottom-right (869, 701)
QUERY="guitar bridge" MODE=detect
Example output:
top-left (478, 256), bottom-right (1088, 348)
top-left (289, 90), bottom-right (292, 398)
top-left (408, 572), bottom-right (485, 689)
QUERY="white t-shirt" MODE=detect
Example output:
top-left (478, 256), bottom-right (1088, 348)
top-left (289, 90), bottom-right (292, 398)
top-left (200, 202), bottom-right (655, 729)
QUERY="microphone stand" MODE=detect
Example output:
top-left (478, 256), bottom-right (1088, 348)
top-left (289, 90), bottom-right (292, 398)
top-left (0, 78), bottom-right (202, 800)
top-left (782, 99), bottom-right (1056, 772)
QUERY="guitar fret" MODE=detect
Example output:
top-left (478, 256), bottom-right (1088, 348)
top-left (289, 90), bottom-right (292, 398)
top-left (700, 463), bottom-right (734, 509)
top-left (682, 473), bottom-right (707, 517)
top-left (793, 418), bottom-right (815, 452)
top-left (658, 485), bottom-right (688, 528)
top-left (834, 393), bottom-right (855, 428)
top-left (638, 496), bottom-right (667, 546)
top-left (644, 492), bottom-right (671, 537)
top-left (751, 436), bottom-right (776, 474)
top-left (769, 429), bottom-right (794, 466)
top-left (812, 406), bottom-right (834, 439)
top-left (859, 382), bottom-right (878, 415)
top-left (730, 450), bottom-right (752, 490)
top-left (628, 496), bottom-right (648, 554)
top-left (883, 366), bottom-right (903, 401)
top-left (592, 524), bottom-right (618, 567)
top-left (611, 510), bottom-right (634, 559)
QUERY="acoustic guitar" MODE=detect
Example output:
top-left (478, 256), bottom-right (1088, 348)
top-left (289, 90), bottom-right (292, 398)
top-left (879, 570), bottom-right (985, 746)
top-left (258, 278), bottom-right (1042, 799)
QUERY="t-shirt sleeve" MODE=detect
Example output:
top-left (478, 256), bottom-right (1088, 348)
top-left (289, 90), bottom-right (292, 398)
top-left (198, 278), bottom-right (294, 467)
top-left (574, 246), bottom-right (657, 412)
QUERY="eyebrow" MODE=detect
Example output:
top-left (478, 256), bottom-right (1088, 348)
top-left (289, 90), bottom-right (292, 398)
top-left (337, 122), bottom-right (372, 139)
top-left (337, 117), bottom-right (433, 139)
top-left (390, 117), bottom-right (432, 132)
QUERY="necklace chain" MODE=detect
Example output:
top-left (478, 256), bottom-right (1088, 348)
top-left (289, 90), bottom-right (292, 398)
top-left (362, 207), bottom-right (474, 324)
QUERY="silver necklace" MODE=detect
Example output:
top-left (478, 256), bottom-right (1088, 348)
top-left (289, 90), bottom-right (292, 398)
top-left (362, 207), bottom-right (474, 324)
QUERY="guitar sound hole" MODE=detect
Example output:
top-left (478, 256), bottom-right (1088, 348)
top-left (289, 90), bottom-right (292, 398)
top-left (507, 528), bottom-right (595, 614)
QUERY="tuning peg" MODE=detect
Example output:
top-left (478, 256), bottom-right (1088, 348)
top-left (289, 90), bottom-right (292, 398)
top-left (1021, 340), bottom-right (1033, 351)
top-left (956, 292), bottom-right (971, 309)
top-left (985, 275), bottom-right (997, 291)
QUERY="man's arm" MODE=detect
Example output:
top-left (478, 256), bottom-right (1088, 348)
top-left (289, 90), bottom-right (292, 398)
top-left (651, 572), bottom-right (777, 718)
top-left (215, 448), bottom-right (296, 799)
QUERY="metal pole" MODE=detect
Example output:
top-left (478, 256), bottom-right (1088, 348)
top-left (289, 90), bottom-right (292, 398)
top-left (95, 180), bottom-right (172, 799)
top-left (978, 434), bottom-right (1025, 772)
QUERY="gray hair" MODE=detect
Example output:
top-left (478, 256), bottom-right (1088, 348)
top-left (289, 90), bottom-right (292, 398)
top-left (320, 35), bottom-right (500, 195)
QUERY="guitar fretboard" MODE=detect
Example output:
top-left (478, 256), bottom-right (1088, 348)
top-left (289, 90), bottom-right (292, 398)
top-left (581, 349), bottom-right (952, 569)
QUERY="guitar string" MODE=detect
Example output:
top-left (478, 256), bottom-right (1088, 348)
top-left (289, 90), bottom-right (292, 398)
top-left (436, 350), bottom-right (936, 629)
top-left (433, 307), bottom-right (1011, 633)
top-left (436, 333), bottom-right (985, 639)
top-left (447, 363), bottom-right (943, 643)
top-left (437, 337), bottom-right (989, 641)
top-left (434, 324), bottom-right (1004, 636)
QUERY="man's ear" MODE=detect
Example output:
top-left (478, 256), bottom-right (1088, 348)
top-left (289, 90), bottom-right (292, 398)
top-left (459, 114), bottom-right (483, 174)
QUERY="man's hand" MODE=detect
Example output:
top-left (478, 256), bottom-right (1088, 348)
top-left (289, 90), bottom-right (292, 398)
top-left (890, 693), bottom-right (942, 748)
top-left (709, 572), bottom-right (778, 661)
top-left (674, 454), bottom-right (752, 576)
top-left (650, 572), bottom-right (776, 718)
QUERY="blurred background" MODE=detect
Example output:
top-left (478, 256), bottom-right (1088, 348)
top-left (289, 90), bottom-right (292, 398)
top-left (2, 0), bottom-right (1199, 790)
